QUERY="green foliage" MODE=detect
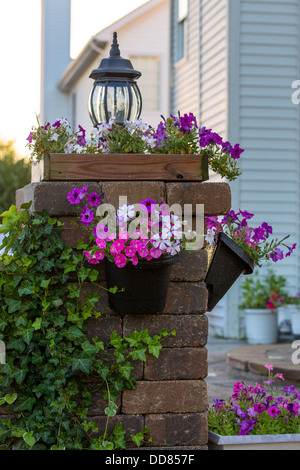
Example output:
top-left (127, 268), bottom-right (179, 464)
top-left (0, 140), bottom-right (31, 217)
top-left (240, 269), bottom-right (288, 310)
top-left (0, 206), bottom-right (173, 450)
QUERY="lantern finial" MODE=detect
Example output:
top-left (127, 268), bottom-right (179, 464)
top-left (110, 32), bottom-right (120, 57)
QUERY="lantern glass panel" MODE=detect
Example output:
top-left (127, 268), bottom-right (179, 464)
top-left (89, 84), bottom-right (106, 127)
top-left (106, 82), bottom-right (130, 124)
top-left (129, 83), bottom-right (142, 122)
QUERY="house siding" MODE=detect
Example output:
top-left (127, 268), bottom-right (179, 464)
top-left (170, 0), bottom-right (201, 118)
top-left (226, 0), bottom-right (300, 338)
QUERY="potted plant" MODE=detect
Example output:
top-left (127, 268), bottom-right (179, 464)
top-left (204, 210), bottom-right (296, 311)
top-left (67, 186), bottom-right (196, 314)
top-left (239, 270), bottom-right (288, 344)
top-left (208, 365), bottom-right (300, 450)
top-left (26, 114), bottom-right (244, 183)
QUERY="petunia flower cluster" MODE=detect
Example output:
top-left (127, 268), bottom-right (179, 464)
top-left (151, 113), bottom-right (244, 181)
top-left (26, 117), bottom-right (88, 163)
top-left (208, 366), bottom-right (300, 436)
top-left (26, 113), bottom-right (244, 181)
top-left (205, 209), bottom-right (296, 267)
top-left (67, 186), bottom-right (187, 268)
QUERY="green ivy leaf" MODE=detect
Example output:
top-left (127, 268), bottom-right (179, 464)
top-left (14, 395), bottom-right (36, 412)
top-left (129, 347), bottom-right (147, 362)
top-left (23, 432), bottom-right (36, 447)
top-left (5, 298), bottom-right (21, 313)
top-left (32, 318), bottom-right (42, 331)
top-left (71, 357), bottom-right (92, 374)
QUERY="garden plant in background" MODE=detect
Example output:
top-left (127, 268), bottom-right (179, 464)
top-left (240, 270), bottom-right (288, 311)
top-left (239, 270), bottom-right (289, 345)
top-left (26, 113), bottom-right (244, 182)
top-left (208, 365), bottom-right (300, 437)
top-left (0, 139), bottom-right (30, 217)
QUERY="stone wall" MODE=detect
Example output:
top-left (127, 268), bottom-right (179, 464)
top-left (16, 179), bottom-right (231, 450)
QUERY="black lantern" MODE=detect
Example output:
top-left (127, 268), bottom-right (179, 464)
top-left (88, 32), bottom-right (142, 126)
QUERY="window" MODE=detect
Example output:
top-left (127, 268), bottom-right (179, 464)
top-left (130, 56), bottom-right (160, 112)
top-left (176, 0), bottom-right (188, 62)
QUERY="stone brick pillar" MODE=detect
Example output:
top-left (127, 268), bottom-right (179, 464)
top-left (16, 178), bottom-right (231, 450)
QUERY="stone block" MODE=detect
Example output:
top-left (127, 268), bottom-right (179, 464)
top-left (145, 413), bottom-right (208, 447)
top-left (89, 415), bottom-right (145, 446)
top-left (87, 315), bottom-right (122, 346)
top-left (59, 217), bottom-right (90, 248)
top-left (166, 181), bottom-right (231, 216)
top-left (16, 182), bottom-right (102, 216)
top-left (163, 282), bottom-right (208, 314)
top-left (170, 250), bottom-right (208, 282)
top-left (123, 314), bottom-right (208, 348)
top-left (101, 181), bottom-right (166, 208)
top-left (144, 347), bottom-right (208, 380)
top-left (122, 380), bottom-right (207, 414)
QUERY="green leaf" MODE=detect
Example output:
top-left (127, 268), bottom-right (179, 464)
top-left (23, 432), bottom-right (36, 447)
top-left (21, 326), bottom-right (35, 345)
top-left (52, 298), bottom-right (63, 308)
top-left (71, 357), bottom-right (92, 374)
top-left (6, 338), bottom-right (26, 353)
top-left (41, 279), bottom-right (51, 289)
top-left (32, 318), bottom-right (42, 331)
top-left (11, 367), bottom-right (28, 385)
top-left (104, 401), bottom-right (118, 417)
top-left (81, 340), bottom-right (98, 355)
top-left (129, 347), bottom-right (147, 362)
top-left (4, 393), bottom-right (18, 405)
top-left (67, 326), bottom-right (84, 341)
top-left (76, 240), bottom-right (88, 251)
top-left (5, 298), bottom-right (21, 314)
top-left (14, 395), bottom-right (36, 412)
top-left (148, 343), bottom-right (162, 358)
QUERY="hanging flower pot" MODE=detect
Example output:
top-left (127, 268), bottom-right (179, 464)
top-left (205, 232), bottom-right (254, 312)
top-left (105, 253), bottom-right (181, 314)
top-left (204, 210), bottom-right (297, 312)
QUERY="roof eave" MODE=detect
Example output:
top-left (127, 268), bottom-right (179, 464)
top-left (58, 37), bottom-right (107, 93)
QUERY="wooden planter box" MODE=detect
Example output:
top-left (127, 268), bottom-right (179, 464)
top-left (31, 153), bottom-right (209, 182)
top-left (208, 431), bottom-right (300, 450)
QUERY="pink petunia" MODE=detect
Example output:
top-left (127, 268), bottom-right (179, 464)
top-left (114, 254), bottom-right (127, 268)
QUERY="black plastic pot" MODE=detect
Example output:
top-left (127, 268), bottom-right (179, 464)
top-left (105, 253), bottom-right (181, 314)
top-left (205, 233), bottom-right (255, 312)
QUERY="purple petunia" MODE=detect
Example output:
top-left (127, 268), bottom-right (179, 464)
top-left (86, 192), bottom-right (103, 208)
top-left (80, 205), bottom-right (95, 226)
top-left (270, 248), bottom-right (284, 263)
top-left (286, 243), bottom-right (297, 258)
top-left (238, 419), bottom-right (256, 436)
top-left (67, 186), bottom-right (88, 205)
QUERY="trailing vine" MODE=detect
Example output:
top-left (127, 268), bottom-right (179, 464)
top-left (0, 204), bottom-right (174, 450)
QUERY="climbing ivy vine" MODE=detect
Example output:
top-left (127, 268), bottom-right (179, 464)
top-left (0, 204), bottom-right (174, 450)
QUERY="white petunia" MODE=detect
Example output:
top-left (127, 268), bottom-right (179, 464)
top-left (205, 228), bottom-right (216, 247)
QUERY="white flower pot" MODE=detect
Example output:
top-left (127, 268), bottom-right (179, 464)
top-left (208, 431), bottom-right (300, 450)
top-left (290, 305), bottom-right (300, 336)
top-left (244, 309), bottom-right (278, 345)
